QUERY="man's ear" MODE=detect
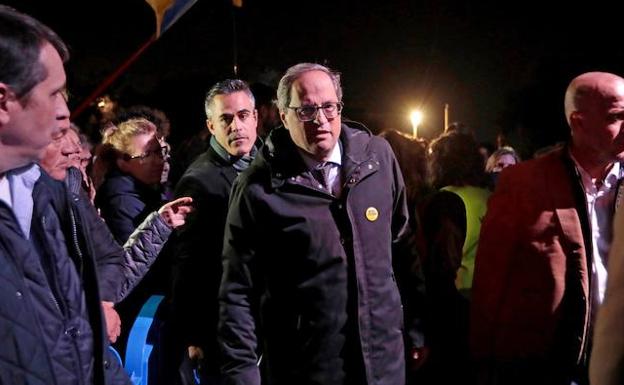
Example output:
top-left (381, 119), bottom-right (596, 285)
top-left (206, 118), bottom-right (215, 135)
top-left (251, 109), bottom-right (259, 131)
top-left (569, 111), bottom-right (584, 134)
top-left (0, 83), bottom-right (16, 126)
top-left (280, 110), bottom-right (287, 128)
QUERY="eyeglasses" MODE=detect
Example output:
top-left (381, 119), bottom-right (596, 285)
top-left (124, 146), bottom-right (170, 162)
top-left (287, 101), bottom-right (344, 122)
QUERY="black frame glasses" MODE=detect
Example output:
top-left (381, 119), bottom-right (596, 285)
top-left (288, 101), bottom-right (344, 122)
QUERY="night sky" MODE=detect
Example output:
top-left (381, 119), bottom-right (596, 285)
top-left (7, 0), bottom-right (624, 157)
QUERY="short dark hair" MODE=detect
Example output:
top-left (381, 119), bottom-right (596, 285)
top-left (0, 5), bottom-right (69, 99)
top-left (204, 79), bottom-right (255, 120)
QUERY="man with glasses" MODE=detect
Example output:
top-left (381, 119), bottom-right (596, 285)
top-left (218, 63), bottom-right (421, 385)
top-left (170, 79), bottom-right (259, 384)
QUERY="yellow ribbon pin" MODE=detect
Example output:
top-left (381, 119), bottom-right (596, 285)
top-left (365, 207), bottom-right (379, 222)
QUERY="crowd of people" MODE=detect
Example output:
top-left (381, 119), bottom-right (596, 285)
top-left (3, 5), bottom-right (624, 385)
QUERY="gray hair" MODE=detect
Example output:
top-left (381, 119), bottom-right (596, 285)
top-left (204, 79), bottom-right (255, 120)
top-left (276, 63), bottom-right (342, 112)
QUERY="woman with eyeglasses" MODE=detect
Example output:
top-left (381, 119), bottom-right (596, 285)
top-left (94, 117), bottom-right (168, 244)
top-left (93, 117), bottom-right (173, 359)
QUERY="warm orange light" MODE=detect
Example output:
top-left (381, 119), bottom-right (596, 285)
top-left (409, 110), bottom-right (423, 139)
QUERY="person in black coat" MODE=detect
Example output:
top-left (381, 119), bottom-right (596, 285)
top-left (218, 63), bottom-right (424, 385)
top-left (0, 6), bottom-right (129, 383)
top-left (170, 79), bottom-right (259, 384)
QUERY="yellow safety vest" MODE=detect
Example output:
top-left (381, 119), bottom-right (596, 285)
top-left (440, 185), bottom-right (491, 296)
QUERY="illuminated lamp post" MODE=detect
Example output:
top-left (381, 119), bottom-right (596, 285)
top-left (410, 110), bottom-right (423, 139)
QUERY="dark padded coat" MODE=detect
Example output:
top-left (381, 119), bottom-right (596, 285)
top-left (0, 169), bottom-right (130, 385)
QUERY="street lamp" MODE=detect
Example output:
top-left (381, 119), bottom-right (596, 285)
top-left (410, 110), bottom-right (423, 139)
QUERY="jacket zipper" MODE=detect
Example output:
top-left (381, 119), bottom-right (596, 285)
top-left (68, 197), bottom-right (84, 278)
top-left (49, 292), bottom-right (62, 314)
top-left (68, 200), bottom-right (86, 385)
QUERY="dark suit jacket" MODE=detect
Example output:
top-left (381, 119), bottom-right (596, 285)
top-left (470, 147), bottom-right (593, 382)
top-left (171, 146), bottom-right (238, 366)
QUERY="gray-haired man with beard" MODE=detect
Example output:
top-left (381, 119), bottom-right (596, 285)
top-left (170, 79), bottom-right (259, 384)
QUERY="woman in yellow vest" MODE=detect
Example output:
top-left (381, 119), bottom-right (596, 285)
top-left (420, 130), bottom-right (494, 384)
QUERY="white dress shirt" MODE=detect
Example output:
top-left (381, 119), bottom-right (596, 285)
top-left (571, 155), bottom-right (621, 312)
top-left (299, 142), bottom-right (343, 196)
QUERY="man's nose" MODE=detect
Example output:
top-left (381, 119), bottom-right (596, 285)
top-left (62, 141), bottom-right (81, 157)
top-left (230, 116), bottom-right (243, 131)
top-left (313, 108), bottom-right (329, 124)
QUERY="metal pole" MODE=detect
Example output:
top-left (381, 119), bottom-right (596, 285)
top-left (231, 4), bottom-right (238, 76)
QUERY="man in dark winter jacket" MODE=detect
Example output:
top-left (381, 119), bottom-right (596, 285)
top-left (218, 63), bottom-right (422, 385)
top-left (0, 6), bottom-right (128, 384)
top-left (171, 79), bottom-right (259, 384)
